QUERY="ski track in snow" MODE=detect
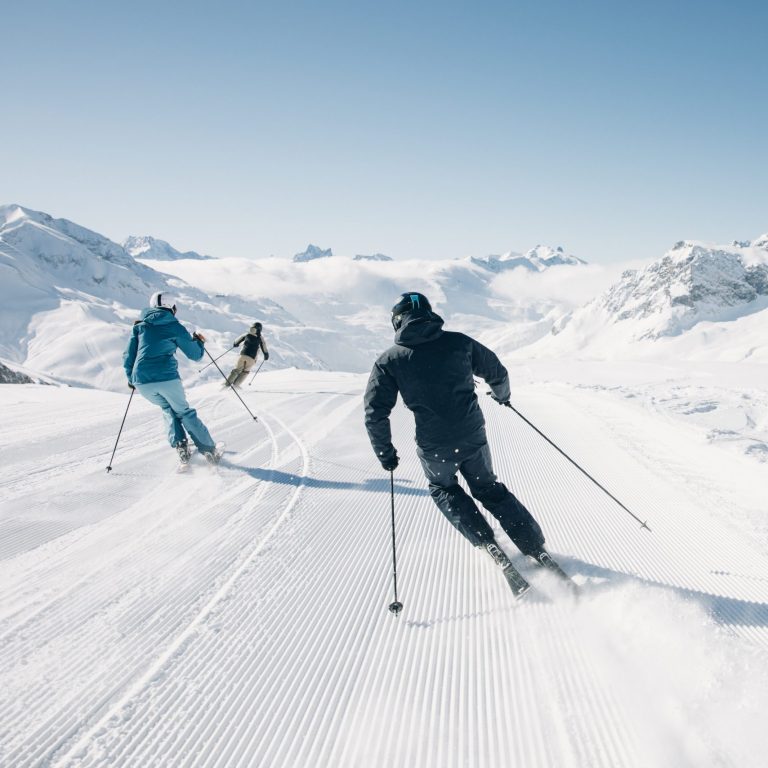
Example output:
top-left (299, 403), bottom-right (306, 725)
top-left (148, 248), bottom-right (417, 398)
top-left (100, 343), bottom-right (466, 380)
top-left (1, 373), bottom-right (767, 767)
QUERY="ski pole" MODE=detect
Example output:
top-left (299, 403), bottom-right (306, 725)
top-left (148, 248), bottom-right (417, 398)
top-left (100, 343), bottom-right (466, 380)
top-left (501, 400), bottom-right (651, 532)
top-left (106, 388), bottom-right (135, 473)
top-left (202, 346), bottom-right (258, 421)
top-left (247, 360), bottom-right (265, 386)
top-left (198, 346), bottom-right (235, 373)
top-left (388, 470), bottom-right (403, 615)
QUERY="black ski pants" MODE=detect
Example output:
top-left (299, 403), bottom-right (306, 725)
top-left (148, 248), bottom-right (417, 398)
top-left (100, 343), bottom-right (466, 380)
top-left (418, 442), bottom-right (545, 555)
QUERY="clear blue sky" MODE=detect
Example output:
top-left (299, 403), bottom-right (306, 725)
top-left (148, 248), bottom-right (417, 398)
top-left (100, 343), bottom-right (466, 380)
top-left (2, 0), bottom-right (766, 263)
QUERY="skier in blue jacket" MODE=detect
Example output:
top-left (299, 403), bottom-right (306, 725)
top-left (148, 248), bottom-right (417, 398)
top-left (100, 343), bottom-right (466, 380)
top-left (123, 292), bottom-right (218, 464)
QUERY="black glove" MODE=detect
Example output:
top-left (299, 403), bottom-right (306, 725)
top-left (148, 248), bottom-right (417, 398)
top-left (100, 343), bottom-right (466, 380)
top-left (487, 390), bottom-right (510, 406)
top-left (128, 382), bottom-right (135, 390)
top-left (380, 450), bottom-right (399, 472)
top-left (233, 342), bottom-right (240, 348)
top-left (264, 352), bottom-right (270, 361)
top-left (192, 332), bottom-right (206, 343)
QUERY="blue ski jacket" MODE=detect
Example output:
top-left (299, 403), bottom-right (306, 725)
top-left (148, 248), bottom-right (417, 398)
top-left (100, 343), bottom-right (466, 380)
top-left (123, 307), bottom-right (204, 385)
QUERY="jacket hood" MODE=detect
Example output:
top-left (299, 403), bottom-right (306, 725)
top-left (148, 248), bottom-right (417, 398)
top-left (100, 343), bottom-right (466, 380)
top-left (140, 307), bottom-right (177, 325)
top-left (394, 311), bottom-right (444, 347)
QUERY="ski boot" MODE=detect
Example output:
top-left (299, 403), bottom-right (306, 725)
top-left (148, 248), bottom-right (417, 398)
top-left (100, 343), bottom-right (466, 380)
top-left (529, 548), bottom-right (579, 594)
top-left (175, 439), bottom-right (191, 464)
top-left (485, 542), bottom-right (531, 599)
top-left (201, 443), bottom-right (224, 466)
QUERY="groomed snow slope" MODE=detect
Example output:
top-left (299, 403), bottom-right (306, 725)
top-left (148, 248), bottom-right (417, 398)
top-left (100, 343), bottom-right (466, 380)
top-left (1, 370), bottom-right (767, 767)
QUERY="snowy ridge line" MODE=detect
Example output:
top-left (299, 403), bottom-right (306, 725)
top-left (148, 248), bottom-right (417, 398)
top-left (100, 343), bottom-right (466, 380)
top-left (48, 408), bottom-right (309, 768)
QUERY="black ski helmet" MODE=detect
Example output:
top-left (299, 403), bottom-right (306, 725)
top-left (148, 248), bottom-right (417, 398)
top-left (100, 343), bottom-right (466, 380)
top-left (391, 292), bottom-right (432, 331)
top-left (252, 322), bottom-right (262, 332)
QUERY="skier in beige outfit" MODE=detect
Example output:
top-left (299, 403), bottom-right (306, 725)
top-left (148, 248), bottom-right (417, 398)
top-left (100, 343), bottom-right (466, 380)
top-left (225, 322), bottom-right (269, 387)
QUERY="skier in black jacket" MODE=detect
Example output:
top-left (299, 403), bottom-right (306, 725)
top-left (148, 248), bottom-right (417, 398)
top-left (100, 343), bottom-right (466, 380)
top-left (225, 322), bottom-right (270, 387)
top-left (365, 292), bottom-right (559, 594)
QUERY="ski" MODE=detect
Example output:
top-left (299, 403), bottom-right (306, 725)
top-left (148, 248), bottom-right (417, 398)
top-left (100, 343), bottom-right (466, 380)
top-left (485, 542), bottom-right (532, 599)
top-left (530, 550), bottom-right (579, 595)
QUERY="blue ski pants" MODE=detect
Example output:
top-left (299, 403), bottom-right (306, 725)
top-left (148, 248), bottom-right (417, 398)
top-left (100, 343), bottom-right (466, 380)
top-left (418, 442), bottom-right (545, 556)
top-left (136, 378), bottom-right (215, 452)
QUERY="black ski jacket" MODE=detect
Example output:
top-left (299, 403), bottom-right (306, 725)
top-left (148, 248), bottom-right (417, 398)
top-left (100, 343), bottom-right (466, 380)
top-left (364, 312), bottom-right (510, 462)
top-left (234, 327), bottom-right (269, 360)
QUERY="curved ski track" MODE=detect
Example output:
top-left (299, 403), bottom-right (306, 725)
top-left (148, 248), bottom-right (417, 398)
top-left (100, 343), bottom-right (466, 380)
top-left (1, 379), bottom-right (767, 767)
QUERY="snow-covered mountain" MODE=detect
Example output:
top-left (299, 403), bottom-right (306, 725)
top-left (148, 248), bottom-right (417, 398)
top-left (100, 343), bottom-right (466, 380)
top-left (471, 245), bottom-right (585, 273)
top-left (0, 204), bottom-right (164, 388)
top-left (0, 206), bottom-right (370, 388)
top-left (0, 206), bottom-right (588, 384)
top-left (8, 201), bottom-right (762, 387)
top-left (523, 237), bottom-right (768, 361)
top-left (0, 360), bottom-right (35, 384)
top-left (143, 241), bottom-right (590, 367)
top-left (124, 235), bottom-right (212, 261)
top-left (293, 244), bottom-right (333, 262)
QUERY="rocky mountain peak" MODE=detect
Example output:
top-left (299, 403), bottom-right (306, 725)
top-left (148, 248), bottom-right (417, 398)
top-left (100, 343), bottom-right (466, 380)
top-left (293, 244), bottom-right (333, 263)
top-left (124, 235), bottom-right (212, 261)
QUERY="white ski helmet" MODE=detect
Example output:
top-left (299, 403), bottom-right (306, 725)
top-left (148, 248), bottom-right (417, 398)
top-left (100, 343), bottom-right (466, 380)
top-left (149, 291), bottom-right (178, 313)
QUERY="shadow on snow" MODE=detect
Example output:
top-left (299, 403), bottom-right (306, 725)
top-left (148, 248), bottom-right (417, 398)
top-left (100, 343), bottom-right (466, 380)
top-left (555, 555), bottom-right (768, 631)
top-left (227, 463), bottom-right (430, 496)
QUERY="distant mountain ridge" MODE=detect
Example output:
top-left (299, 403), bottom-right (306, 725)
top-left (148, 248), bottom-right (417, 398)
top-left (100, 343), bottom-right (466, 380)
top-left (558, 238), bottom-right (768, 339)
top-left (472, 245), bottom-right (586, 273)
top-left (4, 202), bottom-right (764, 382)
top-left (124, 235), bottom-right (213, 261)
top-left (0, 205), bottom-right (371, 388)
top-left (523, 235), bottom-right (768, 362)
top-left (293, 244), bottom-right (333, 262)
top-left (0, 203), bottom-right (159, 302)
top-left (354, 253), bottom-right (392, 262)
